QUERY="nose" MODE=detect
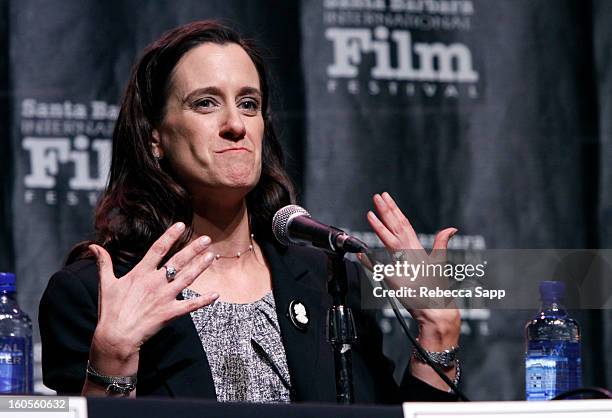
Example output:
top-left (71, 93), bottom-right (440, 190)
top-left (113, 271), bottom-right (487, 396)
top-left (219, 106), bottom-right (246, 141)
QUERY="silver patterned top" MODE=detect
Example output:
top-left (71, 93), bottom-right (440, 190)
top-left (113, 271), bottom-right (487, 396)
top-left (181, 288), bottom-right (292, 403)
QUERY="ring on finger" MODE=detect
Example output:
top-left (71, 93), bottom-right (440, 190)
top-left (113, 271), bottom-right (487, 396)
top-left (392, 251), bottom-right (405, 262)
top-left (163, 265), bottom-right (177, 282)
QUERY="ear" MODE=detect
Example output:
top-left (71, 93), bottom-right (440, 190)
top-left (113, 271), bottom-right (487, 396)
top-left (151, 129), bottom-right (164, 159)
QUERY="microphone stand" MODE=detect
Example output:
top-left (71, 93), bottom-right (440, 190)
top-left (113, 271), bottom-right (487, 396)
top-left (325, 249), bottom-right (357, 404)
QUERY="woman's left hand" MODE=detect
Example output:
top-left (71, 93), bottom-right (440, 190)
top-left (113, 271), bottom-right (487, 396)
top-left (362, 192), bottom-right (461, 390)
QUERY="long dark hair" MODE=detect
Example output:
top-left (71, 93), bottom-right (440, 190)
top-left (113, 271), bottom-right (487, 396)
top-left (67, 20), bottom-right (295, 265)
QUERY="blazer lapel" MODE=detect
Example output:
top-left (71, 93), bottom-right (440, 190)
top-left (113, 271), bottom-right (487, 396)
top-left (140, 241), bottom-right (336, 401)
top-left (140, 301), bottom-right (216, 398)
top-left (115, 261), bottom-right (215, 398)
top-left (261, 241), bottom-right (336, 402)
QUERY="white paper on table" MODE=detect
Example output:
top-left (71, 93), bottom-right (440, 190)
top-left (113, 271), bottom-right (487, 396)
top-left (403, 399), bottom-right (612, 418)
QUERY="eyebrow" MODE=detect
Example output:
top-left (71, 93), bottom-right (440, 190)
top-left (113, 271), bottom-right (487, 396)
top-left (182, 86), bottom-right (262, 104)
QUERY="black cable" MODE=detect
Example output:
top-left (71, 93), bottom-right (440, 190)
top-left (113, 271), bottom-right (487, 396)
top-left (379, 279), bottom-right (470, 401)
top-left (552, 387), bottom-right (612, 400)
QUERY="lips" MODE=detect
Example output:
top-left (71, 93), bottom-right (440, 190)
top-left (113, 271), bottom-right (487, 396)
top-left (215, 147), bottom-right (250, 153)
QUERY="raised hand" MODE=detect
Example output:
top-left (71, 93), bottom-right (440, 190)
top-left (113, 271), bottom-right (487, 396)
top-left (364, 192), bottom-right (458, 305)
top-left (87, 222), bottom-right (218, 378)
top-left (367, 192), bottom-right (456, 258)
top-left (363, 192), bottom-right (460, 390)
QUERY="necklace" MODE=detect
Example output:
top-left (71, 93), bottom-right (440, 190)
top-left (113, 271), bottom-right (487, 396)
top-left (214, 233), bottom-right (255, 260)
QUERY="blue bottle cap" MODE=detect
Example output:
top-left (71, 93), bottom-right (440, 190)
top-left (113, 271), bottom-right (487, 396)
top-left (0, 272), bottom-right (16, 292)
top-left (539, 280), bottom-right (565, 301)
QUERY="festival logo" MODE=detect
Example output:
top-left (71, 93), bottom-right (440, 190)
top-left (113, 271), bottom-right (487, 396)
top-left (20, 99), bottom-right (116, 206)
top-left (323, 0), bottom-right (481, 99)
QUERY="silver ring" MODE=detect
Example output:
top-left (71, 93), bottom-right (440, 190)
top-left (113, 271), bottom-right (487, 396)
top-left (163, 265), bottom-right (177, 282)
top-left (392, 251), bottom-right (405, 262)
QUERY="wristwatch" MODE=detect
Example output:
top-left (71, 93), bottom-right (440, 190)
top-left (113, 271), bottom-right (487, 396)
top-left (86, 361), bottom-right (137, 396)
top-left (412, 345), bottom-right (459, 368)
top-left (412, 345), bottom-right (461, 387)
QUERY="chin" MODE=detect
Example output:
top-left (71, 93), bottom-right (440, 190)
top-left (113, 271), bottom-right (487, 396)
top-left (226, 168), bottom-right (261, 188)
top-left (216, 176), bottom-right (257, 193)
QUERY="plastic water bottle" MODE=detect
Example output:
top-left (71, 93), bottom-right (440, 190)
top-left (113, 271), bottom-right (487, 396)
top-left (525, 281), bottom-right (581, 401)
top-left (0, 272), bottom-right (33, 393)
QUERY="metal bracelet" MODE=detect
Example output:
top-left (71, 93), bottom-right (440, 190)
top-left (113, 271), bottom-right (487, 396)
top-left (86, 361), bottom-right (137, 396)
top-left (452, 358), bottom-right (461, 387)
top-left (412, 345), bottom-right (459, 369)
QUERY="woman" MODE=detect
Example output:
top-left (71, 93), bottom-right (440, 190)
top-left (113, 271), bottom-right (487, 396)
top-left (39, 20), bottom-right (460, 403)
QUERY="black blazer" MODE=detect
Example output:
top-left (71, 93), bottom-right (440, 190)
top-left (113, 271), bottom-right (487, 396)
top-left (39, 240), bottom-right (456, 403)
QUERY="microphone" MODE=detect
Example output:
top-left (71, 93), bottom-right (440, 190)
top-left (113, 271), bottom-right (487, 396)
top-left (272, 205), bottom-right (368, 253)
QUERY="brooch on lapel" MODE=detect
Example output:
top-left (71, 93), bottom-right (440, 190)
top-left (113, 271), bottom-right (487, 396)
top-left (288, 300), bottom-right (309, 331)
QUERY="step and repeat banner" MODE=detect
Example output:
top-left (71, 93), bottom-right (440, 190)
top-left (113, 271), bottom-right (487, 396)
top-left (1, 0), bottom-right (610, 399)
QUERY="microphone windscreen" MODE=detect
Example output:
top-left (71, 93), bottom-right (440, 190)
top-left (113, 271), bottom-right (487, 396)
top-left (272, 205), bottom-right (310, 245)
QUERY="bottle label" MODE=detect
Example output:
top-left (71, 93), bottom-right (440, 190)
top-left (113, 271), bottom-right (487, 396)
top-left (525, 340), bottom-right (581, 401)
top-left (0, 337), bottom-right (30, 393)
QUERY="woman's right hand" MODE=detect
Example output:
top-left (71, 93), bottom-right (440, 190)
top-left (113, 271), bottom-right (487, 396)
top-left (87, 222), bottom-right (218, 379)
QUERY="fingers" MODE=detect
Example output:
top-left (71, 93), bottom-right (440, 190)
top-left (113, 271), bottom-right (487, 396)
top-left (369, 192), bottom-right (420, 250)
top-left (140, 222), bottom-right (186, 269)
top-left (166, 250), bottom-right (215, 294)
top-left (373, 193), bottom-right (402, 236)
top-left (165, 235), bottom-right (212, 272)
top-left (432, 228), bottom-right (458, 250)
top-left (430, 227), bottom-right (457, 263)
top-left (173, 292), bottom-right (220, 318)
top-left (372, 192), bottom-right (421, 250)
top-left (367, 210), bottom-right (401, 249)
top-left (357, 252), bottom-right (374, 272)
top-left (89, 244), bottom-right (115, 282)
top-left (376, 192), bottom-right (417, 239)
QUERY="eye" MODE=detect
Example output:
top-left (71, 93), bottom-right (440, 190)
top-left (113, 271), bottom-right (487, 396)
top-left (238, 98), bottom-right (260, 115)
top-left (192, 98), bottom-right (217, 111)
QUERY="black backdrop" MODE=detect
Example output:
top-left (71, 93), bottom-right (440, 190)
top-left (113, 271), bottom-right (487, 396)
top-left (1, 0), bottom-right (610, 400)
